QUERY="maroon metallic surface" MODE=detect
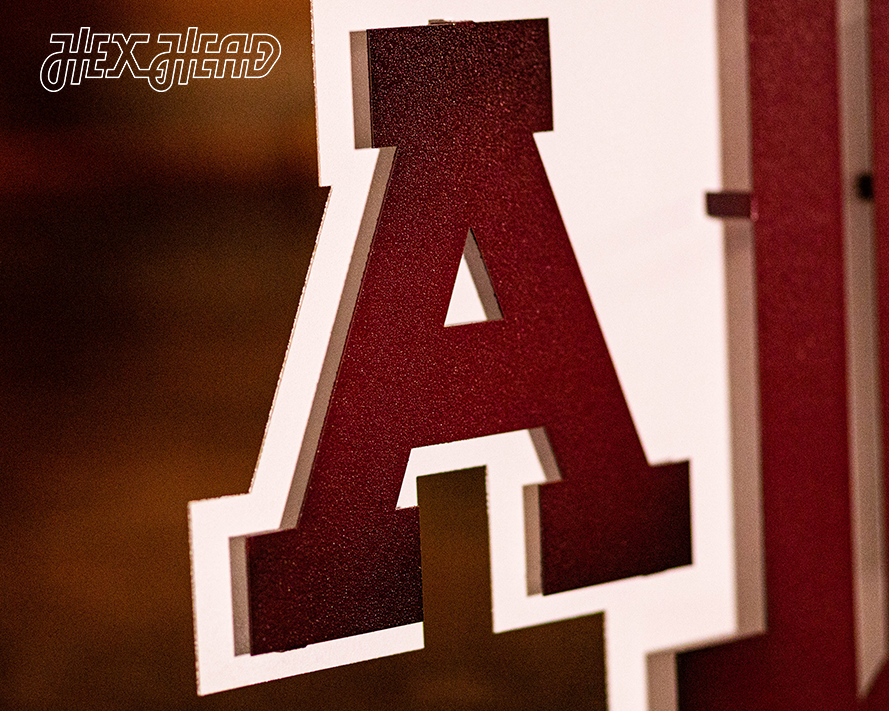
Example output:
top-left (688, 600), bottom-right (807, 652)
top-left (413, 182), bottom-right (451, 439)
top-left (246, 19), bottom-right (691, 655)
top-left (865, 0), bottom-right (889, 703)
top-left (678, 1), bottom-right (889, 708)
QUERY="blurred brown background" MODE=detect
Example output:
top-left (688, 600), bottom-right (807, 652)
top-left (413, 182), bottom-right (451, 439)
top-left (1, 1), bottom-right (331, 708)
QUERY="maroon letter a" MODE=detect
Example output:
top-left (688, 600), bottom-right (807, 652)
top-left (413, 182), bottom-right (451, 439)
top-left (245, 19), bottom-right (692, 655)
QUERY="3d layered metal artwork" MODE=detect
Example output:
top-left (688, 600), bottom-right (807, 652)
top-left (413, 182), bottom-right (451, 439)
top-left (246, 18), bottom-right (691, 655)
top-left (189, 3), bottom-right (735, 709)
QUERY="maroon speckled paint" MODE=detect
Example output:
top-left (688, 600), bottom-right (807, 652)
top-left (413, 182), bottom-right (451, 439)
top-left (677, 1), bottom-right (889, 708)
top-left (245, 19), bottom-right (691, 655)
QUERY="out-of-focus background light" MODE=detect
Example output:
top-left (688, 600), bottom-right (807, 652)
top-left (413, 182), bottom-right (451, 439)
top-left (1, 2), bottom-right (330, 708)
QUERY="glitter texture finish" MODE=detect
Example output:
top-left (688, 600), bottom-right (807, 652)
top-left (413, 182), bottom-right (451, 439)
top-left (246, 19), bottom-right (691, 655)
top-left (677, 2), bottom-right (889, 708)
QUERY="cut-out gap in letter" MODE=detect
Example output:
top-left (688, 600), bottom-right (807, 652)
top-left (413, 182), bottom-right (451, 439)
top-left (444, 229), bottom-right (503, 326)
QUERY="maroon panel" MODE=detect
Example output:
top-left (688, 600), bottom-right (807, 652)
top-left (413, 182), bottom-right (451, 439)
top-left (677, 1), bottom-right (889, 708)
top-left (865, 0), bottom-right (889, 703)
top-left (246, 19), bottom-right (691, 655)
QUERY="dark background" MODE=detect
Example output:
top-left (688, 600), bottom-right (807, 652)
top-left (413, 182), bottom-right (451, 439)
top-left (1, 1), bottom-right (331, 708)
